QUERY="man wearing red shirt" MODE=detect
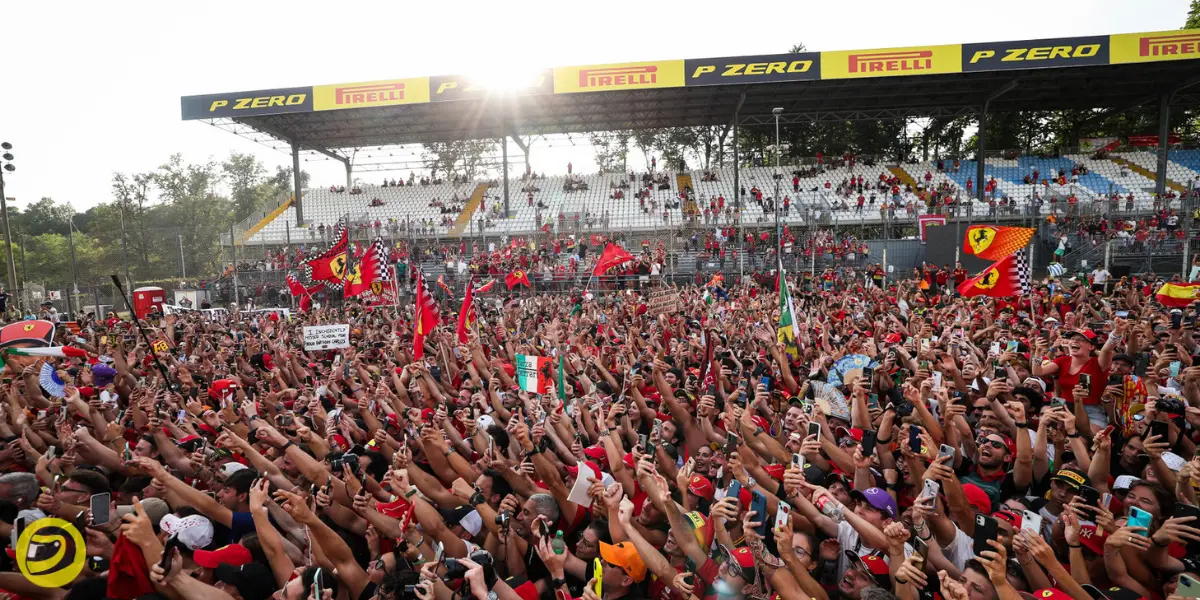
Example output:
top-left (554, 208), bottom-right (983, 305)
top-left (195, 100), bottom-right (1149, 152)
top-left (952, 263), bottom-right (968, 291)
top-left (935, 265), bottom-right (949, 293)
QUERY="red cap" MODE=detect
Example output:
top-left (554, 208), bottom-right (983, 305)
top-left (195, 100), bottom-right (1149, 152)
top-left (885, 333), bottom-right (903, 344)
top-left (193, 544), bottom-right (252, 569)
top-left (375, 497), bottom-right (412, 518)
top-left (750, 415), bottom-right (770, 430)
top-left (209, 379), bottom-right (238, 402)
top-left (993, 509), bottom-right (1022, 529)
top-left (762, 464), bottom-right (786, 480)
top-left (836, 427), bottom-right (865, 442)
top-left (961, 483), bottom-right (992, 514)
top-left (730, 546), bottom-right (756, 569)
top-left (1028, 589), bottom-right (1074, 600)
top-left (1079, 524), bottom-right (1108, 553)
top-left (687, 475), bottom-right (715, 500)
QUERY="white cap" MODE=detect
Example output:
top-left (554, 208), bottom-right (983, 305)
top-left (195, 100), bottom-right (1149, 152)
top-left (160, 514), bottom-right (214, 550)
top-left (1113, 475), bottom-right (1140, 490)
top-left (1162, 452), bottom-right (1187, 472)
top-left (459, 510), bottom-right (483, 537)
top-left (221, 462), bottom-right (248, 477)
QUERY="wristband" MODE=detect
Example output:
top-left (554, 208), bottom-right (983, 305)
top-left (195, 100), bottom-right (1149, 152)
top-left (1153, 537), bottom-right (1169, 547)
top-left (1067, 543), bottom-right (1082, 548)
top-left (550, 577), bottom-right (567, 589)
top-left (404, 488), bottom-right (417, 499)
top-left (248, 415), bottom-right (260, 422)
top-left (875, 436), bottom-right (892, 445)
top-left (282, 441), bottom-right (296, 451)
top-left (1015, 422), bottom-right (1029, 429)
top-left (1067, 432), bottom-right (1081, 438)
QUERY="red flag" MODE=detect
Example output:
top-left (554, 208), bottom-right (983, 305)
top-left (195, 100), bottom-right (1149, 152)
top-left (592, 243), bottom-right (634, 276)
top-left (1155, 282), bottom-right (1200, 308)
top-left (457, 279), bottom-right (475, 344)
top-left (343, 238), bottom-right (388, 298)
top-left (957, 253), bottom-right (1027, 298)
top-left (962, 225), bottom-right (1035, 260)
top-left (436, 274), bottom-right (453, 295)
top-left (285, 274), bottom-right (307, 297)
top-left (505, 269), bottom-right (532, 289)
top-left (412, 271), bottom-right (439, 360)
top-left (305, 219), bottom-right (349, 284)
top-left (474, 279), bottom-right (496, 294)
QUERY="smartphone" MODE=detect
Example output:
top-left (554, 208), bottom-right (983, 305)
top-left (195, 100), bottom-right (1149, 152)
top-left (725, 432), bottom-right (740, 454)
top-left (860, 430), bottom-right (877, 458)
top-left (1173, 309), bottom-right (1185, 329)
top-left (313, 568), bottom-right (324, 600)
top-left (1008, 510), bottom-right (1038, 538)
top-left (89, 493), bottom-right (111, 525)
top-left (1079, 485), bottom-right (1101, 508)
top-left (1171, 361), bottom-right (1182, 378)
top-left (1149, 420), bottom-right (1169, 443)
top-left (750, 491), bottom-right (769, 537)
top-left (914, 536), bottom-right (929, 570)
top-left (938, 443), bottom-right (956, 461)
top-left (727, 480), bottom-right (743, 501)
top-left (931, 371), bottom-right (943, 389)
top-left (774, 502), bottom-right (791, 533)
top-left (1050, 397), bottom-right (1067, 410)
top-left (1100, 493), bottom-right (1113, 511)
top-left (920, 479), bottom-right (940, 500)
top-left (159, 534), bottom-right (181, 572)
top-left (989, 342), bottom-right (1001, 355)
top-left (1179, 575), bottom-right (1200, 599)
top-left (808, 422), bottom-right (821, 440)
top-left (792, 453), bottom-right (804, 469)
top-left (861, 367), bottom-right (874, 383)
top-left (909, 427), bottom-right (922, 453)
top-left (1128, 507), bottom-right (1153, 535)
top-left (993, 365), bottom-right (1006, 380)
top-left (1175, 504), bottom-right (1200, 552)
top-left (593, 558), bottom-right (603, 597)
top-left (973, 514), bottom-right (999, 556)
top-left (1078, 373), bottom-right (1091, 389)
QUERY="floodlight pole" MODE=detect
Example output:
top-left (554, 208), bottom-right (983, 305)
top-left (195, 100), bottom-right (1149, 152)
top-left (773, 108), bottom-right (784, 267)
top-left (0, 156), bottom-right (18, 305)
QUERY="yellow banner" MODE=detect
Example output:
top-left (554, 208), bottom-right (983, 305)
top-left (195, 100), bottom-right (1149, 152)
top-left (554, 60), bottom-right (684, 94)
top-left (313, 78), bottom-right (430, 111)
top-left (1110, 29), bottom-right (1200, 64)
top-left (822, 44), bottom-right (962, 79)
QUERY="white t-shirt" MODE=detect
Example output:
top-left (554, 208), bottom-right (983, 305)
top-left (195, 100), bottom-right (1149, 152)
top-left (941, 528), bottom-right (974, 571)
top-left (835, 520), bottom-right (913, 576)
top-left (1092, 269), bottom-right (1110, 285)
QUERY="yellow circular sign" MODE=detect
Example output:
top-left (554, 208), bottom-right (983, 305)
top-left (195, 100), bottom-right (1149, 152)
top-left (16, 517), bottom-right (86, 587)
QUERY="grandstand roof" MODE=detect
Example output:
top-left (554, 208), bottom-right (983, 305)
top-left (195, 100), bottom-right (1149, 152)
top-left (184, 29), bottom-right (1200, 152)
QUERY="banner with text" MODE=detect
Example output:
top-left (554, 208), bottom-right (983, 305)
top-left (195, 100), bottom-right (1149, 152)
top-left (303, 324), bottom-right (351, 351)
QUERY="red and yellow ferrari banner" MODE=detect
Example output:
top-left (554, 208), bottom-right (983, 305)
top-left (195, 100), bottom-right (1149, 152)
top-left (962, 225), bottom-right (1035, 261)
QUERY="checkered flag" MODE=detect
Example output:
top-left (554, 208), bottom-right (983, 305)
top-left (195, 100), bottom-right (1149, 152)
top-left (1016, 249), bottom-right (1031, 295)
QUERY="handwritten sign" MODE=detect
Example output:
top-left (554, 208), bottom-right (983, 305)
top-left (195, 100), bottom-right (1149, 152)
top-left (646, 289), bottom-right (680, 316)
top-left (303, 324), bottom-right (350, 351)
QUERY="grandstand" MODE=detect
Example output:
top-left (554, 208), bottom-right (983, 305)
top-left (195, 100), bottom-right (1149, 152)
top-left (186, 27), bottom-right (1200, 281)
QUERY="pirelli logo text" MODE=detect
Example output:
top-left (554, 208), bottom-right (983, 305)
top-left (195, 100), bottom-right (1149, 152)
top-left (1111, 29), bottom-right (1200, 64)
top-left (312, 78), bottom-right (430, 111)
top-left (209, 93), bottom-right (306, 113)
top-left (553, 61), bottom-right (684, 93)
top-left (1139, 33), bottom-right (1200, 57)
top-left (822, 45), bottom-right (961, 79)
top-left (579, 66), bottom-right (657, 88)
top-left (335, 83), bottom-right (404, 106)
top-left (850, 51), bottom-right (932, 74)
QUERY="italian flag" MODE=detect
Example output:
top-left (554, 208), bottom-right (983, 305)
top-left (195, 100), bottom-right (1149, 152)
top-left (4, 346), bottom-right (89, 359)
top-left (515, 354), bottom-right (552, 394)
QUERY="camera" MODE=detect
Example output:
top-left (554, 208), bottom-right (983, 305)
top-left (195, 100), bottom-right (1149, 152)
top-left (1158, 397), bottom-right (1185, 415)
top-left (332, 453), bottom-right (360, 477)
top-left (495, 511), bottom-right (512, 527)
top-left (895, 402), bottom-right (915, 418)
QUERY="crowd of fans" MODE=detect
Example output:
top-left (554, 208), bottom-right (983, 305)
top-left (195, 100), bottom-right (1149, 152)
top-left (7, 232), bottom-right (1200, 600)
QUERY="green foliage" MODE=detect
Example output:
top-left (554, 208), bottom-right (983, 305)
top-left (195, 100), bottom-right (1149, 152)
top-left (1188, 0), bottom-right (1200, 29)
top-left (10, 153), bottom-right (304, 293)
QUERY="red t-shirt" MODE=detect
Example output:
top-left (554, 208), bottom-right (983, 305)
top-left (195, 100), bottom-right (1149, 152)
top-left (648, 564), bottom-right (687, 600)
top-left (1051, 355), bottom-right (1108, 405)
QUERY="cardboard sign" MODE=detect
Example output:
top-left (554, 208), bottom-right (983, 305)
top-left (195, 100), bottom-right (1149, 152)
top-left (646, 289), bottom-right (680, 316)
top-left (303, 324), bottom-right (350, 351)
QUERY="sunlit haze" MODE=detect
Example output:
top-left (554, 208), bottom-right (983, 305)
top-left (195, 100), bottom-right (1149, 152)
top-left (0, 0), bottom-right (1187, 209)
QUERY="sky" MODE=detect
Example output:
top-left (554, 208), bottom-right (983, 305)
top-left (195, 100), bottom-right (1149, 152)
top-left (0, 0), bottom-right (1190, 212)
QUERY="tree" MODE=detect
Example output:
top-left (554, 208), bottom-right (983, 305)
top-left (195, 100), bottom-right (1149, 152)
top-left (591, 131), bottom-right (632, 173)
top-left (789, 43), bottom-right (808, 53)
top-left (422, 140), bottom-right (497, 179)
top-left (1188, 0), bottom-right (1200, 29)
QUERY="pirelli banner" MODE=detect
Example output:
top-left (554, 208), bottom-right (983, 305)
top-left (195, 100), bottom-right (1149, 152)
top-left (180, 29), bottom-right (1200, 120)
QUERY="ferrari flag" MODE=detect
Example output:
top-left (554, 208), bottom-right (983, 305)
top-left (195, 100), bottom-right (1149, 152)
top-left (592, 243), bottom-right (634, 276)
top-left (343, 238), bottom-right (389, 298)
top-left (962, 225), bottom-right (1034, 261)
top-left (777, 271), bottom-right (800, 358)
top-left (505, 269), bottom-right (532, 290)
top-left (305, 219), bottom-right (350, 284)
top-left (456, 279), bottom-right (475, 344)
top-left (1155, 282), bottom-right (1200, 308)
top-left (957, 252), bottom-right (1029, 298)
top-left (515, 354), bottom-right (553, 394)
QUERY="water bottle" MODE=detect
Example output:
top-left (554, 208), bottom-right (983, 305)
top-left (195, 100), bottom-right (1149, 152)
top-left (552, 530), bottom-right (566, 555)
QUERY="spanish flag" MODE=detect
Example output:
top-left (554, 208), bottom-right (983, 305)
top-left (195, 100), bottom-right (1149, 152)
top-left (1155, 282), bottom-right (1200, 308)
top-left (962, 225), bottom-right (1035, 261)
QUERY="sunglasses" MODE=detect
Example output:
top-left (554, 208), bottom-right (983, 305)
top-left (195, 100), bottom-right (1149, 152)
top-left (978, 438), bottom-right (1007, 450)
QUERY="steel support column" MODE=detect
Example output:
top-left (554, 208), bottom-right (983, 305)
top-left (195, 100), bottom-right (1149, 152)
top-left (292, 142), bottom-right (304, 226)
top-left (502, 136), bottom-right (510, 217)
top-left (1156, 93), bottom-right (1170, 197)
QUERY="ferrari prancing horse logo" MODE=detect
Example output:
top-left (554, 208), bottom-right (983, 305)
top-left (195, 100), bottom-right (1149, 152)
top-left (969, 227), bottom-right (997, 255)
